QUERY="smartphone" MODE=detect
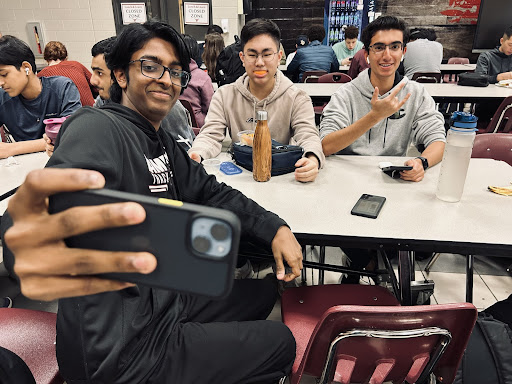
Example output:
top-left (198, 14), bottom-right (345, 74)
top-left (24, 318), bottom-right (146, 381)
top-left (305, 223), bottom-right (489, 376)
top-left (351, 194), bottom-right (386, 219)
top-left (381, 165), bottom-right (413, 172)
top-left (49, 189), bottom-right (241, 299)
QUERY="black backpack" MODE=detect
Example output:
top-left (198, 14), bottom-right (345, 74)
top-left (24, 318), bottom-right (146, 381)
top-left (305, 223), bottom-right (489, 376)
top-left (454, 311), bottom-right (512, 384)
top-left (215, 36), bottom-right (245, 86)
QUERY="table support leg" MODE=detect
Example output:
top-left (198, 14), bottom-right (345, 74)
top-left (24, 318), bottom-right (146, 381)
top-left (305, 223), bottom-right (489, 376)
top-left (399, 250), bottom-right (413, 306)
top-left (319, 246), bottom-right (326, 285)
top-left (466, 254), bottom-right (474, 303)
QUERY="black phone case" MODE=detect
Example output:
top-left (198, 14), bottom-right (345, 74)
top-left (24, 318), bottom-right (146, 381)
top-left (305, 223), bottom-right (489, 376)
top-left (350, 194), bottom-right (386, 219)
top-left (49, 189), bottom-right (241, 299)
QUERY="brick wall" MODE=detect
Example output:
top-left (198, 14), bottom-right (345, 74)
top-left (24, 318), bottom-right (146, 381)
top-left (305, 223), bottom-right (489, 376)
top-left (0, 0), bottom-right (116, 67)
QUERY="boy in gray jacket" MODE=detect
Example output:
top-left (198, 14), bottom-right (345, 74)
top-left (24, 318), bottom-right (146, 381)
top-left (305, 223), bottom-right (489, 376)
top-left (320, 16), bottom-right (445, 183)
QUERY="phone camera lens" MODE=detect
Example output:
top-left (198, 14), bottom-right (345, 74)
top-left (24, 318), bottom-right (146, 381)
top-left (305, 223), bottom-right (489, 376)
top-left (192, 236), bottom-right (211, 253)
top-left (210, 223), bottom-right (229, 241)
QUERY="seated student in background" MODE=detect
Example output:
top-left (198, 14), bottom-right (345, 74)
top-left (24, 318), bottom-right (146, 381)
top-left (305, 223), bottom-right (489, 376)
top-left (287, 25), bottom-right (339, 82)
top-left (189, 18), bottom-right (324, 183)
top-left (475, 25), bottom-right (512, 128)
top-left (332, 25), bottom-right (364, 66)
top-left (403, 28), bottom-right (442, 79)
top-left (197, 24), bottom-right (224, 68)
top-left (202, 32), bottom-right (225, 82)
top-left (320, 16), bottom-right (446, 181)
top-left (38, 41), bottom-right (97, 106)
top-left (0, 35), bottom-right (81, 159)
top-left (181, 34), bottom-right (215, 128)
top-left (90, 36), bottom-right (116, 107)
top-left (2, 20), bottom-right (300, 384)
top-left (285, 34), bottom-right (308, 66)
top-left (347, 46), bottom-right (370, 79)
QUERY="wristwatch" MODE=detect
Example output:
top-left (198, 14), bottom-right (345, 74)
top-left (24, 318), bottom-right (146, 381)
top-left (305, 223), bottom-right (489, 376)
top-left (416, 156), bottom-right (429, 170)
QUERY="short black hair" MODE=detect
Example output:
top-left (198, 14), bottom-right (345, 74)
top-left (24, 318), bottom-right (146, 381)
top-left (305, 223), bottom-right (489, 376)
top-left (409, 28), bottom-right (429, 41)
top-left (0, 35), bottom-right (36, 73)
top-left (91, 36), bottom-right (116, 57)
top-left (106, 20), bottom-right (190, 103)
top-left (503, 26), bottom-right (512, 40)
top-left (361, 16), bottom-right (408, 53)
top-left (344, 26), bottom-right (359, 40)
top-left (240, 18), bottom-right (281, 51)
top-left (182, 34), bottom-right (201, 63)
top-left (307, 25), bottom-right (326, 43)
top-left (207, 24), bottom-right (223, 35)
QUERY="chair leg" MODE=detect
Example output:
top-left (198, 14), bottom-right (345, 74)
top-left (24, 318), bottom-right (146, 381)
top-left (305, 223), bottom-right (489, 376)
top-left (424, 253), bottom-right (441, 272)
top-left (319, 246), bottom-right (326, 285)
top-left (466, 254), bottom-right (474, 303)
top-left (301, 246), bottom-right (307, 286)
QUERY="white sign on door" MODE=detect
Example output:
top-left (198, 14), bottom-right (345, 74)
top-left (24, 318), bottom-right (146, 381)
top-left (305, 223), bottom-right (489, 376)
top-left (184, 2), bottom-right (209, 25)
top-left (121, 2), bottom-right (147, 25)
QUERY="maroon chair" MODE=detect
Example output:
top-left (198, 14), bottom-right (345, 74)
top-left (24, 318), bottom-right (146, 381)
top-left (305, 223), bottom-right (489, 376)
top-left (178, 99), bottom-right (199, 130)
top-left (479, 96), bottom-right (512, 134)
top-left (302, 70), bottom-right (328, 83)
top-left (0, 308), bottom-right (63, 384)
top-left (412, 72), bottom-right (442, 83)
top-left (443, 57), bottom-right (470, 83)
top-left (317, 72), bottom-right (352, 83)
top-left (472, 133), bottom-right (512, 166)
top-left (281, 285), bottom-right (477, 384)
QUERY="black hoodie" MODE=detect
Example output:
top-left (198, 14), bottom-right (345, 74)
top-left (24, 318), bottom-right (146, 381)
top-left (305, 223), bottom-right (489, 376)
top-left (476, 46), bottom-right (512, 84)
top-left (43, 103), bottom-right (286, 383)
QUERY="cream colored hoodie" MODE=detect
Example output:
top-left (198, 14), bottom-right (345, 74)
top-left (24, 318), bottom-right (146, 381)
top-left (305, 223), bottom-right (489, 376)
top-left (189, 70), bottom-right (325, 167)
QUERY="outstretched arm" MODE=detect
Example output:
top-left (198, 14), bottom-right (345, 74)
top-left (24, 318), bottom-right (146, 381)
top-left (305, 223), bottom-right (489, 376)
top-left (3, 168), bottom-right (157, 301)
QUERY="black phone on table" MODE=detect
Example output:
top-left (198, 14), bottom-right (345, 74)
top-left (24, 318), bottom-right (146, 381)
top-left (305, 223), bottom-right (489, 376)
top-left (49, 189), bottom-right (241, 299)
top-left (350, 194), bottom-right (386, 219)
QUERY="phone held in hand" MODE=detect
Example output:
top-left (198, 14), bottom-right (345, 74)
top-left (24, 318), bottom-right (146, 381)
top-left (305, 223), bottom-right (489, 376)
top-left (49, 189), bottom-right (241, 299)
top-left (351, 194), bottom-right (386, 219)
top-left (379, 162), bottom-right (413, 179)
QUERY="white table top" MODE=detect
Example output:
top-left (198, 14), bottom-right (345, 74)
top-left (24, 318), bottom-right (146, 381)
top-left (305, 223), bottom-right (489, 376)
top-left (0, 151), bottom-right (48, 213)
top-left (215, 154), bottom-right (512, 255)
top-left (294, 82), bottom-right (512, 100)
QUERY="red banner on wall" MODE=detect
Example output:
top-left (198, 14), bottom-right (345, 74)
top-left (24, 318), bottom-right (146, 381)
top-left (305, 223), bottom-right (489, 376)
top-left (441, 0), bottom-right (481, 24)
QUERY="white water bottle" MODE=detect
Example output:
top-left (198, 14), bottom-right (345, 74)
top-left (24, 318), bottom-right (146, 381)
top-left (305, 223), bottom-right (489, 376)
top-left (436, 112), bottom-right (477, 202)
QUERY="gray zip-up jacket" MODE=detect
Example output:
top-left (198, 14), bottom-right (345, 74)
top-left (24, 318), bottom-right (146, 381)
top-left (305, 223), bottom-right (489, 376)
top-left (319, 69), bottom-right (446, 156)
top-left (476, 47), bottom-right (512, 84)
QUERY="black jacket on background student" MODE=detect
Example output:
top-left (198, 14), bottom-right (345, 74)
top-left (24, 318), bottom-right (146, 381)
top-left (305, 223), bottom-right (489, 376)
top-left (18, 103), bottom-right (295, 383)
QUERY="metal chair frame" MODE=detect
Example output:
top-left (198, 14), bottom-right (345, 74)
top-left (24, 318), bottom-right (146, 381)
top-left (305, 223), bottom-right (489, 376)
top-left (319, 327), bottom-right (452, 384)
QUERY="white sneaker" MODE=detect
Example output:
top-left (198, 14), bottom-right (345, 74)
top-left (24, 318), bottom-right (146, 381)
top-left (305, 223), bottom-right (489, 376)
top-left (234, 260), bottom-right (254, 279)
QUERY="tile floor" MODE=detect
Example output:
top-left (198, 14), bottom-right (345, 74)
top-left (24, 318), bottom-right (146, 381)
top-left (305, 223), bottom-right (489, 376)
top-left (1, 245), bottom-right (511, 384)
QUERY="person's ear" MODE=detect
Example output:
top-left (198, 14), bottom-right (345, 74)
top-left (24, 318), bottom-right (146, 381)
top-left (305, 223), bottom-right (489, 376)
top-left (239, 51), bottom-right (245, 67)
top-left (364, 51), bottom-right (370, 65)
top-left (113, 68), bottom-right (128, 89)
top-left (21, 61), bottom-right (32, 75)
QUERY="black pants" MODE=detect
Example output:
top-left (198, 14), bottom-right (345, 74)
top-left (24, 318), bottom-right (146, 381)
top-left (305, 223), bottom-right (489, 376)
top-left (151, 278), bottom-right (296, 384)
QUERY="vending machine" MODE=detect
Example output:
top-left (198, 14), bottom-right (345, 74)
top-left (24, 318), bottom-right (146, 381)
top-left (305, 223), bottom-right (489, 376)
top-left (324, 0), bottom-right (378, 46)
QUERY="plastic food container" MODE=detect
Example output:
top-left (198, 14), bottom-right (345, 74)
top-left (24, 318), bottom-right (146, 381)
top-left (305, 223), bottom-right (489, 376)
top-left (237, 130), bottom-right (255, 146)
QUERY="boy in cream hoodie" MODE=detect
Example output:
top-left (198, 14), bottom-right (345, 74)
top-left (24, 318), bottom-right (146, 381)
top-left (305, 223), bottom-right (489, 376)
top-left (189, 18), bottom-right (324, 183)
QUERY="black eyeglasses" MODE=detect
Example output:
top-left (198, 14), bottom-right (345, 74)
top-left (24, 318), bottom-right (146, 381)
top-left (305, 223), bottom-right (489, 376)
top-left (242, 52), bottom-right (278, 63)
top-left (368, 42), bottom-right (403, 54)
top-left (129, 59), bottom-right (190, 87)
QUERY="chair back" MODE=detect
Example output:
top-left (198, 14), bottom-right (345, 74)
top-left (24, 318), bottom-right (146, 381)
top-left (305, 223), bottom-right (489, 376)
top-left (412, 72), bottom-right (442, 83)
top-left (482, 96), bottom-right (512, 134)
top-left (290, 303), bottom-right (476, 384)
top-left (318, 72), bottom-right (352, 83)
top-left (178, 99), bottom-right (198, 129)
top-left (302, 70), bottom-right (328, 83)
top-left (0, 308), bottom-right (63, 384)
top-left (447, 57), bottom-right (470, 65)
top-left (444, 57), bottom-right (470, 83)
top-left (472, 133), bottom-right (512, 166)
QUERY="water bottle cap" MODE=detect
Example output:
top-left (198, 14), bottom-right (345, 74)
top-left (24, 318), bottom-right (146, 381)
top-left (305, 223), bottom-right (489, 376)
top-left (257, 110), bottom-right (268, 121)
top-left (452, 121), bottom-right (478, 128)
top-left (451, 111), bottom-right (478, 123)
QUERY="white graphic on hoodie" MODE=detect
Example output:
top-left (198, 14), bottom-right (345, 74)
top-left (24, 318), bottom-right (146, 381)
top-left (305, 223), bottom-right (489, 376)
top-left (144, 153), bottom-right (172, 193)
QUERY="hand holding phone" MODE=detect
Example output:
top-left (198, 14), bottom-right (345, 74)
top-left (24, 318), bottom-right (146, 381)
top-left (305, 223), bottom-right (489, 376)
top-left (379, 162), bottom-right (413, 179)
top-left (49, 189), bottom-right (241, 298)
